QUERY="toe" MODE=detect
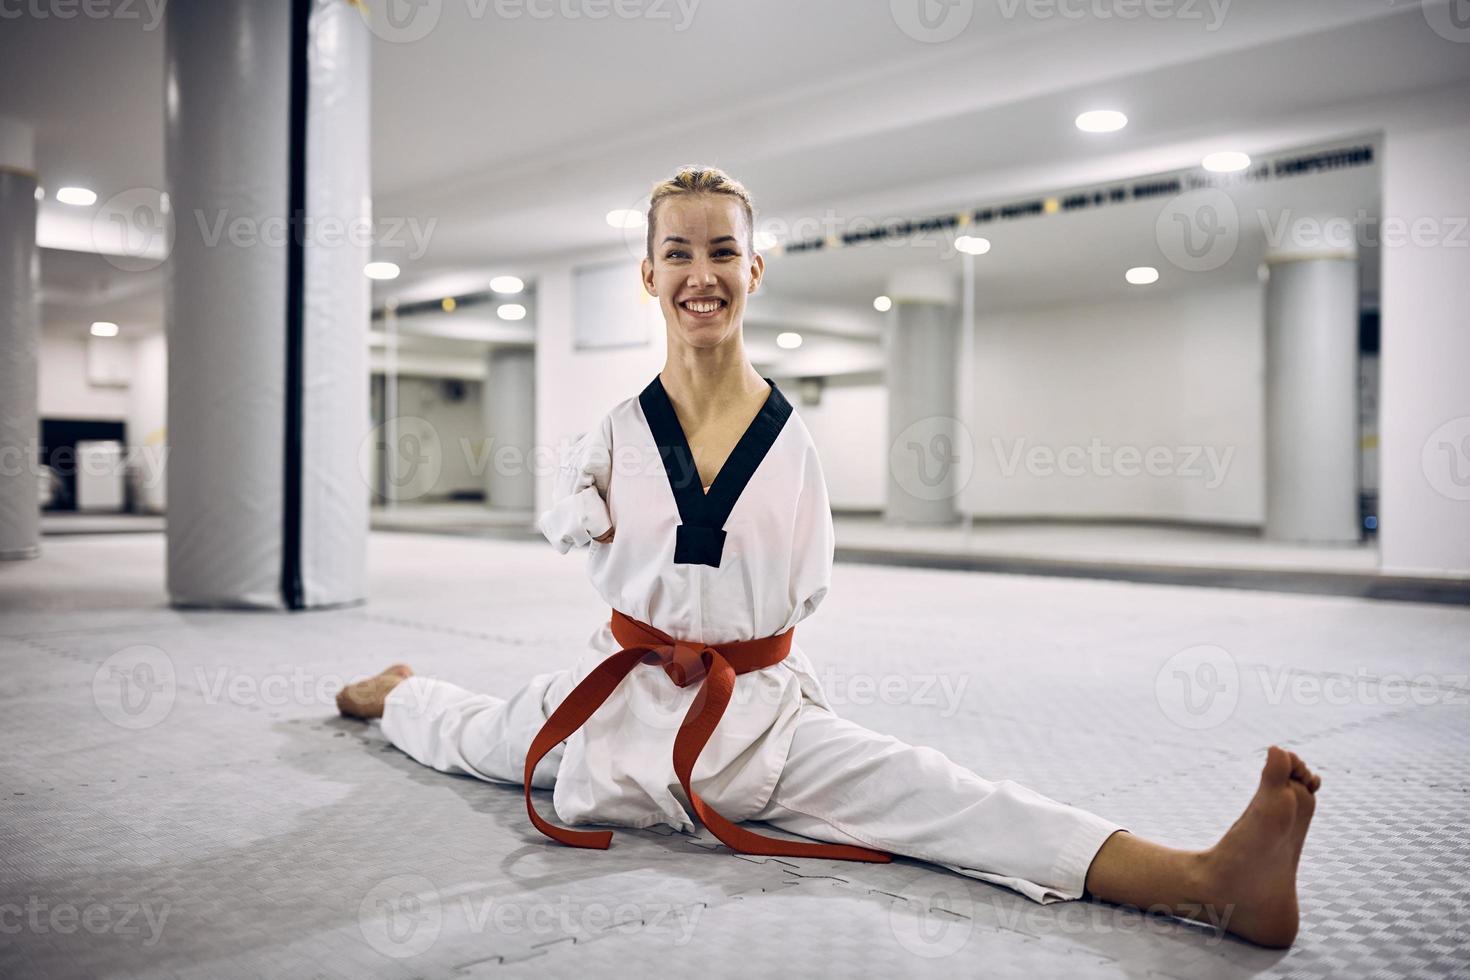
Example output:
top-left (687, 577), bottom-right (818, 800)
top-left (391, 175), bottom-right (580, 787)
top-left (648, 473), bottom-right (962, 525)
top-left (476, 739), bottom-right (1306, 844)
top-left (1286, 750), bottom-right (1312, 783)
top-left (1263, 746), bottom-right (1292, 784)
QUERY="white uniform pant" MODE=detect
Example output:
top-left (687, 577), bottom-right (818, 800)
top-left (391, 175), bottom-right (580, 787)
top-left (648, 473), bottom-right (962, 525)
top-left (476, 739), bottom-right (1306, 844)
top-left (380, 673), bottom-right (1124, 905)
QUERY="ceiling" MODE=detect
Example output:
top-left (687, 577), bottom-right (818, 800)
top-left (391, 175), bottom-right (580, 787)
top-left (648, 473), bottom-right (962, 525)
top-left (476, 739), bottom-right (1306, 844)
top-left (0, 0), bottom-right (1461, 344)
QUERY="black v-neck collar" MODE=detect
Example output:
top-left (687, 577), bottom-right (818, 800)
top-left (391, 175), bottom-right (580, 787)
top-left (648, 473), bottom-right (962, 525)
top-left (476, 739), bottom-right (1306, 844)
top-left (638, 374), bottom-right (793, 567)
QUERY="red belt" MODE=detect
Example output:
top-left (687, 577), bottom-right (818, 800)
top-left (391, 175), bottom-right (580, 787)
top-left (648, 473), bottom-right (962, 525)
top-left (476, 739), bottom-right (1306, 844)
top-left (523, 609), bottom-right (891, 863)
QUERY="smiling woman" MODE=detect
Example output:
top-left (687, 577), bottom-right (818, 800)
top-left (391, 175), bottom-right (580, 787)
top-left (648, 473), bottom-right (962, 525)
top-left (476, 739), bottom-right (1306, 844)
top-left (338, 165), bottom-right (1323, 951)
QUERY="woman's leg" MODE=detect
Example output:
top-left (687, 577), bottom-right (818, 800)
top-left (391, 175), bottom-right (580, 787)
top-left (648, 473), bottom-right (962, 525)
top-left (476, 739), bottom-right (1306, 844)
top-left (752, 703), bottom-right (1319, 948)
top-left (1083, 745), bottom-right (1319, 948)
top-left (337, 664), bottom-right (573, 789)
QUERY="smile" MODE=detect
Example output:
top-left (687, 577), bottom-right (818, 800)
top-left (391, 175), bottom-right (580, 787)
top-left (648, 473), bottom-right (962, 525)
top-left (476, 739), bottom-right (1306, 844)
top-left (679, 298), bottom-right (727, 318)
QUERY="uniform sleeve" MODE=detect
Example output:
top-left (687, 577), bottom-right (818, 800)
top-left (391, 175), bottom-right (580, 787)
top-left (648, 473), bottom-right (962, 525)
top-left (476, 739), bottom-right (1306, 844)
top-left (537, 413), bottom-right (614, 554)
top-left (786, 437), bottom-right (836, 626)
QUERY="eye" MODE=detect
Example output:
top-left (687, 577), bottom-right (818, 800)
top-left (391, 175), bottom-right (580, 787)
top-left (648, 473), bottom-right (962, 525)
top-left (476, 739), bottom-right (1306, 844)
top-left (714, 248), bottom-right (738, 258)
top-left (665, 249), bottom-right (689, 260)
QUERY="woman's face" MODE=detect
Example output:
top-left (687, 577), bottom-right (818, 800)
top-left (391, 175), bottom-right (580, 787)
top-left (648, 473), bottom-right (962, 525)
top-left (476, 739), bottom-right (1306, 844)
top-left (641, 194), bottom-right (764, 351)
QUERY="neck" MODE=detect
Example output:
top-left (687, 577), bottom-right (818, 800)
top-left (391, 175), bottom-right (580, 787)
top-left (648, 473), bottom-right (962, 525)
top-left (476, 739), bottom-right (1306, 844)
top-left (660, 335), bottom-right (767, 425)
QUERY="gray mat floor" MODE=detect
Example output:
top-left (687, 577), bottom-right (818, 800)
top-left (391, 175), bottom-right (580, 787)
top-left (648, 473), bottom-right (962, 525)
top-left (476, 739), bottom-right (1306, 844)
top-left (2, 533), bottom-right (1467, 979)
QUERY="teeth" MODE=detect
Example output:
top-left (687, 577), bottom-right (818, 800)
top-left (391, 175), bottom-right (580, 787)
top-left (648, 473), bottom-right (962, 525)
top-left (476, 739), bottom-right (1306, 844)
top-left (683, 300), bottom-right (722, 313)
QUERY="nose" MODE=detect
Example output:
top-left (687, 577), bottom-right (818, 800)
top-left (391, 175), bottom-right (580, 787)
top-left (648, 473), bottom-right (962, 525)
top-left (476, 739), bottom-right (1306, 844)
top-left (686, 257), bottom-right (716, 288)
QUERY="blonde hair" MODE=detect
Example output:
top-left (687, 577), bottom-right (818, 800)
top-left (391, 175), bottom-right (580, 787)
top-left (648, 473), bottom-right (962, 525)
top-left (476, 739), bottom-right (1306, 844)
top-left (645, 165), bottom-right (756, 261)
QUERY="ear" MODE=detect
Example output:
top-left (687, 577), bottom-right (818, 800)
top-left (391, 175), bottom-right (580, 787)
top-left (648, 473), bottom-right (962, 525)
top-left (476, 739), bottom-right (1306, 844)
top-left (641, 257), bottom-right (656, 296)
top-left (747, 251), bottom-right (765, 294)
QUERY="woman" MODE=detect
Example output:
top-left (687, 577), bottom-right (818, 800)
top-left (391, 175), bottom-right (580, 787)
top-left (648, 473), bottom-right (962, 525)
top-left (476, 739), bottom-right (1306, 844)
top-left (337, 165), bottom-right (1320, 948)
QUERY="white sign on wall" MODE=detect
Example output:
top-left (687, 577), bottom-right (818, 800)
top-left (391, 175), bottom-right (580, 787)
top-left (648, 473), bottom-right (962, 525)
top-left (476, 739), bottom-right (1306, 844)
top-left (572, 260), bottom-right (661, 350)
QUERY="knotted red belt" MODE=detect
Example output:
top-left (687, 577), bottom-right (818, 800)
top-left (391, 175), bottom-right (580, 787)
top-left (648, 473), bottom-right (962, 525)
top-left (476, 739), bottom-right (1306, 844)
top-left (523, 609), bottom-right (891, 863)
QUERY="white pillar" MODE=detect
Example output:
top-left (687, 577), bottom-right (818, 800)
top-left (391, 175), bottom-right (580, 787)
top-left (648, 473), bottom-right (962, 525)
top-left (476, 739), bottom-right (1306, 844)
top-left (884, 266), bottom-right (961, 525)
top-left (127, 334), bottom-right (168, 514)
top-left (0, 117), bottom-right (38, 560)
top-left (484, 346), bottom-right (535, 510)
top-left (1264, 242), bottom-right (1360, 544)
top-left (165, 1), bottom-right (371, 608)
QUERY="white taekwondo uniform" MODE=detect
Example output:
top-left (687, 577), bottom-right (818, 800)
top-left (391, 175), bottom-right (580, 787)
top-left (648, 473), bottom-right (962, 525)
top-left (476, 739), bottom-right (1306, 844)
top-left (381, 375), bottom-right (1123, 903)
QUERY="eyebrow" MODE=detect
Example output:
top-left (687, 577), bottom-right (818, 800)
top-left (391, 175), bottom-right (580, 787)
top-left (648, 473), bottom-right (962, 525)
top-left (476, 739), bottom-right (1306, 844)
top-left (661, 235), bottom-right (740, 246)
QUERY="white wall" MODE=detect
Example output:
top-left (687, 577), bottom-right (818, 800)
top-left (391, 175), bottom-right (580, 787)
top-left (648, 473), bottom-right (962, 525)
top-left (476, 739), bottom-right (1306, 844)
top-left (1379, 100), bottom-right (1470, 577)
top-left (964, 283), bottom-right (1266, 524)
top-left (533, 260), bottom-right (665, 514)
top-left (382, 375), bottom-right (486, 501)
top-left (39, 334), bottom-right (130, 420)
top-left (777, 379), bottom-right (887, 511)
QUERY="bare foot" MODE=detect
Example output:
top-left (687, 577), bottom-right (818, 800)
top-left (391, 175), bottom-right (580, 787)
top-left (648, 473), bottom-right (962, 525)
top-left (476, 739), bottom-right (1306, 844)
top-left (335, 664), bottom-right (413, 720)
top-left (1196, 746), bottom-right (1320, 947)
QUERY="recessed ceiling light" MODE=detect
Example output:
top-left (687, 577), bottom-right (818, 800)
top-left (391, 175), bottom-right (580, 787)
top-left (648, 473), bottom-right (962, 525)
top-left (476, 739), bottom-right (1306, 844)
top-left (441, 297), bottom-right (457, 312)
top-left (490, 275), bottom-right (524, 294)
top-left (776, 331), bottom-right (802, 350)
top-left (1125, 266), bottom-right (1160, 285)
top-left (1075, 109), bottom-right (1127, 133)
top-left (364, 261), bottom-right (400, 280)
top-left (57, 186), bottom-right (97, 206)
top-left (955, 235), bottom-right (991, 255)
top-left (1202, 151), bottom-right (1251, 173)
top-left (873, 295), bottom-right (893, 312)
top-left (90, 321), bottom-right (119, 337)
top-left (606, 209), bottom-right (645, 229)
top-left (34, 187), bottom-right (45, 201)
top-left (497, 303), bottom-right (527, 321)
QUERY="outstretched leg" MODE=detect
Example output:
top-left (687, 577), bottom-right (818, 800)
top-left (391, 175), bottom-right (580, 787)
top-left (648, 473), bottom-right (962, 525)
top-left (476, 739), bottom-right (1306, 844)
top-left (1083, 745), bottom-right (1320, 948)
top-left (334, 664), bottom-right (572, 789)
top-left (754, 703), bottom-right (1320, 947)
